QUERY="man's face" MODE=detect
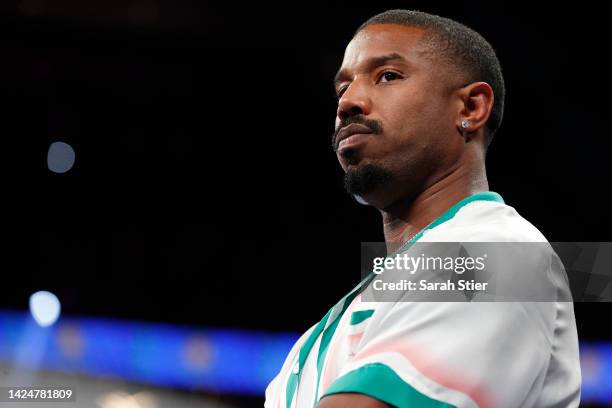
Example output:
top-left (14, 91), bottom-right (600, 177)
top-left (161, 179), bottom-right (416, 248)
top-left (333, 24), bottom-right (467, 208)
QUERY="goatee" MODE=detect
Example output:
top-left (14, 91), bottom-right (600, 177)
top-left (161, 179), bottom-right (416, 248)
top-left (343, 164), bottom-right (392, 196)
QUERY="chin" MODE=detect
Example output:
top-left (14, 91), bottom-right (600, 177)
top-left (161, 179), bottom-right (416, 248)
top-left (344, 158), bottom-right (390, 183)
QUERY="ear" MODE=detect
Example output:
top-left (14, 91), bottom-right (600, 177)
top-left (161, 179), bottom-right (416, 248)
top-left (456, 82), bottom-right (494, 136)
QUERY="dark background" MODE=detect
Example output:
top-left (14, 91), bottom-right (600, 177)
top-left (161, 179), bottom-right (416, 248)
top-left (1, 0), bottom-right (610, 404)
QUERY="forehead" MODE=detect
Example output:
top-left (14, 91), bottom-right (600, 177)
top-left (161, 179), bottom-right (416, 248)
top-left (341, 24), bottom-right (430, 70)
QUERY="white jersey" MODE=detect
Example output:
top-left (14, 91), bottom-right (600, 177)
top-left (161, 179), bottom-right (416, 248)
top-left (265, 192), bottom-right (581, 408)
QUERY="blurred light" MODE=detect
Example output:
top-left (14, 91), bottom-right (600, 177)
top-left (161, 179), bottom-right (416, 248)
top-left (1, 309), bottom-right (611, 402)
top-left (0, 311), bottom-right (298, 395)
top-left (96, 391), bottom-right (158, 408)
top-left (47, 141), bottom-right (76, 173)
top-left (580, 342), bottom-right (612, 404)
top-left (57, 324), bottom-right (85, 358)
top-left (29, 291), bottom-right (61, 327)
top-left (183, 335), bottom-right (212, 371)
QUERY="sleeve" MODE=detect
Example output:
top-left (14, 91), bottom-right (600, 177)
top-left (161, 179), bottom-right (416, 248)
top-left (321, 301), bottom-right (556, 408)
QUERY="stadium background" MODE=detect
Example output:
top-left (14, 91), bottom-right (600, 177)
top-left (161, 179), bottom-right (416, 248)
top-left (1, 1), bottom-right (610, 406)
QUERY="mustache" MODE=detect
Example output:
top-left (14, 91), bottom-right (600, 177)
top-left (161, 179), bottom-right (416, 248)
top-left (331, 115), bottom-right (383, 151)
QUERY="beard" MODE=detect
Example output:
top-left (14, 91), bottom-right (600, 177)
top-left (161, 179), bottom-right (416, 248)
top-left (343, 163), bottom-right (393, 197)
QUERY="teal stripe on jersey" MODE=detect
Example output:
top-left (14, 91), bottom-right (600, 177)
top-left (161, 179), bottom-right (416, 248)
top-left (285, 307), bottom-right (333, 408)
top-left (322, 363), bottom-right (457, 408)
top-left (314, 310), bottom-right (343, 405)
top-left (285, 273), bottom-right (376, 408)
top-left (285, 191), bottom-right (503, 407)
top-left (349, 309), bottom-right (375, 325)
top-left (313, 276), bottom-right (374, 406)
top-left (401, 191), bottom-right (504, 252)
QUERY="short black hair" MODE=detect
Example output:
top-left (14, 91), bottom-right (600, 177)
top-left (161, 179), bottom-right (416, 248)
top-left (356, 9), bottom-right (505, 141)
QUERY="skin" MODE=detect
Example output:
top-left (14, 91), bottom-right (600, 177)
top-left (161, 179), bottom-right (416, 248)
top-left (318, 24), bottom-right (494, 407)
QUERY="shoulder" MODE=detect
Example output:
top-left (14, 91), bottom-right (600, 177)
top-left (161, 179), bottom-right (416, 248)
top-left (421, 199), bottom-right (549, 243)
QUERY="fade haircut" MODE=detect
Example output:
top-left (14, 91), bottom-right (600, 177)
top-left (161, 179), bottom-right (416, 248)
top-left (356, 9), bottom-right (505, 141)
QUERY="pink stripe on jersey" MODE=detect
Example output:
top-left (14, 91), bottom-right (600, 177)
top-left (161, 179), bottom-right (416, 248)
top-left (352, 338), bottom-right (493, 408)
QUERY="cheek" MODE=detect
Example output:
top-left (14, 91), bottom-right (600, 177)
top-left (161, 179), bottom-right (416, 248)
top-left (394, 94), bottom-right (451, 142)
top-left (379, 89), bottom-right (429, 133)
top-left (373, 97), bottom-right (450, 165)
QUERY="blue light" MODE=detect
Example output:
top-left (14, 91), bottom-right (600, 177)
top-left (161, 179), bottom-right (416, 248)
top-left (580, 342), bottom-right (612, 404)
top-left (0, 310), bottom-right (610, 403)
top-left (0, 311), bottom-right (298, 395)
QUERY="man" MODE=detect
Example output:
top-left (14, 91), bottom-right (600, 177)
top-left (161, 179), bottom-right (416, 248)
top-left (265, 9), bottom-right (580, 408)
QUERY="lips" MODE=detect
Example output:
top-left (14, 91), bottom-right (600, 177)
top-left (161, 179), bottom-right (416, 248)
top-left (335, 123), bottom-right (373, 151)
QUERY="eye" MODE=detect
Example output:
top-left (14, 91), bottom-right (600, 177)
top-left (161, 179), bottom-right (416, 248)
top-left (336, 86), bottom-right (348, 99)
top-left (378, 71), bottom-right (403, 83)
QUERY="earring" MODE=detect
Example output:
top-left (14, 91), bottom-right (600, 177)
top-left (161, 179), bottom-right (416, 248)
top-left (461, 119), bottom-right (470, 129)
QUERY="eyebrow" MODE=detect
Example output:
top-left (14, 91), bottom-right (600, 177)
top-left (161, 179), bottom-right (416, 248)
top-left (333, 52), bottom-right (408, 89)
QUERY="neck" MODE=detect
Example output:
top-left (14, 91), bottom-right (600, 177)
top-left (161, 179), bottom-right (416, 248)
top-left (381, 152), bottom-right (489, 254)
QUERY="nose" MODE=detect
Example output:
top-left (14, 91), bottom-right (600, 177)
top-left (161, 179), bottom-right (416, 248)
top-left (336, 81), bottom-right (372, 121)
